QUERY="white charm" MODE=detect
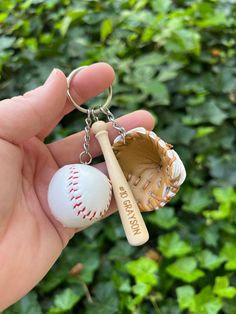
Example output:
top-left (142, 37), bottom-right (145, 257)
top-left (48, 164), bottom-right (112, 228)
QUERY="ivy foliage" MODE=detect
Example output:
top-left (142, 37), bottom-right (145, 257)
top-left (1, 0), bottom-right (236, 313)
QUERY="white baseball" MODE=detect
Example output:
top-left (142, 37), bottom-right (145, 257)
top-left (48, 164), bottom-right (112, 228)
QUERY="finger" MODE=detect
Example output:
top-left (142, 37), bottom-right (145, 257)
top-left (0, 69), bottom-right (67, 144)
top-left (48, 110), bottom-right (155, 167)
top-left (39, 63), bottom-right (115, 139)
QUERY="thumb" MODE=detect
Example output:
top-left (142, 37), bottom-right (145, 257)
top-left (0, 69), bottom-right (67, 144)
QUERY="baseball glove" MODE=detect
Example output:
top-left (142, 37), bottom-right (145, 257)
top-left (113, 127), bottom-right (186, 212)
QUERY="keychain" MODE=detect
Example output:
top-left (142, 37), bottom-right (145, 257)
top-left (47, 66), bottom-right (186, 246)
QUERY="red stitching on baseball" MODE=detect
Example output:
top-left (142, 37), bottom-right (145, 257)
top-left (67, 168), bottom-right (93, 220)
top-left (90, 211), bottom-right (96, 220)
top-left (83, 210), bottom-right (91, 219)
top-left (67, 167), bottom-right (110, 222)
top-left (77, 207), bottom-right (86, 216)
top-left (73, 202), bottom-right (82, 209)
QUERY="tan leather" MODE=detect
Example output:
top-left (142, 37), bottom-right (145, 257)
top-left (113, 130), bottom-right (180, 212)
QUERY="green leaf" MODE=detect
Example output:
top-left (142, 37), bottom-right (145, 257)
top-left (137, 79), bottom-right (170, 105)
top-left (222, 299), bottom-right (236, 314)
top-left (100, 19), bottom-right (113, 41)
top-left (0, 12), bottom-right (8, 23)
top-left (67, 9), bottom-right (87, 21)
top-left (158, 232), bottom-right (192, 258)
top-left (183, 102), bottom-right (227, 126)
top-left (151, 0), bottom-right (171, 13)
top-left (203, 188), bottom-right (236, 220)
top-left (0, 36), bottom-right (16, 50)
top-left (126, 256), bottom-right (158, 286)
top-left (198, 250), bottom-right (225, 271)
top-left (157, 69), bottom-right (178, 82)
top-left (4, 291), bottom-right (42, 314)
top-left (134, 53), bottom-right (167, 67)
top-left (133, 282), bottom-right (151, 298)
top-left (207, 155), bottom-right (236, 186)
top-left (108, 240), bottom-right (135, 260)
top-left (76, 250), bottom-right (100, 284)
top-left (201, 224), bottom-right (220, 247)
top-left (183, 188), bottom-right (212, 213)
top-left (196, 127), bottom-right (215, 138)
top-left (112, 272), bottom-right (131, 293)
top-left (167, 257), bottom-right (204, 283)
top-left (196, 12), bottom-right (227, 28)
top-left (191, 286), bottom-right (222, 314)
top-left (60, 16), bottom-right (72, 37)
top-left (38, 264), bottom-right (68, 293)
top-left (220, 242), bottom-right (236, 270)
top-left (158, 121), bottom-right (196, 145)
top-left (167, 29), bottom-right (201, 55)
top-left (213, 276), bottom-right (236, 299)
top-left (213, 187), bottom-right (236, 204)
top-left (48, 288), bottom-right (81, 314)
top-left (147, 207), bottom-right (178, 229)
top-left (203, 204), bottom-right (231, 220)
top-left (176, 285), bottom-right (195, 310)
top-left (85, 282), bottom-right (118, 314)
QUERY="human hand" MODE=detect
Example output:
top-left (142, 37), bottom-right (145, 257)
top-left (0, 63), bottom-right (155, 310)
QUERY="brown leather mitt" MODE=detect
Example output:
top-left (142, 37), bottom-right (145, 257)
top-left (113, 127), bottom-right (186, 212)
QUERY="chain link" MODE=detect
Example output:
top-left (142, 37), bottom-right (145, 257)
top-left (79, 110), bottom-right (93, 164)
top-left (91, 108), bottom-right (99, 122)
top-left (100, 108), bottom-right (126, 142)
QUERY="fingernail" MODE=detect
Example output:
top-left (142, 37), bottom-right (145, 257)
top-left (44, 68), bottom-right (59, 85)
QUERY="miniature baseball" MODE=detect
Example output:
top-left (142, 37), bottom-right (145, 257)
top-left (48, 164), bottom-right (112, 229)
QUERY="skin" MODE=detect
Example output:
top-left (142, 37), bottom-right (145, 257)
top-left (0, 63), bottom-right (155, 310)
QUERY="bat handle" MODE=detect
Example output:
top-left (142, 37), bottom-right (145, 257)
top-left (92, 121), bottom-right (149, 246)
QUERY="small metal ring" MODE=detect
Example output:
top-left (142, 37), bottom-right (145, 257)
top-left (67, 66), bottom-right (112, 114)
top-left (79, 151), bottom-right (92, 165)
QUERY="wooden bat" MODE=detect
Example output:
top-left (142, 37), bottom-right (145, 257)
top-left (92, 121), bottom-right (149, 246)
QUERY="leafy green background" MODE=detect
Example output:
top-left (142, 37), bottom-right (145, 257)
top-left (1, 0), bottom-right (236, 313)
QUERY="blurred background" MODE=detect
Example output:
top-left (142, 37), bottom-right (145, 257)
top-left (1, 0), bottom-right (236, 313)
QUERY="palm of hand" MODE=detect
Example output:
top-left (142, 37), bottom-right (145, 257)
top-left (0, 137), bottom-right (75, 308)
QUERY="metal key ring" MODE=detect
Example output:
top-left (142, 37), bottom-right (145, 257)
top-left (67, 66), bottom-right (113, 114)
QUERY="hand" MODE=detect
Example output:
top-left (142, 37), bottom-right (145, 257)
top-left (0, 63), bottom-right (155, 310)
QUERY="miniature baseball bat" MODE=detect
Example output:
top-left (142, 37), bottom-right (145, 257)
top-left (92, 121), bottom-right (149, 246)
